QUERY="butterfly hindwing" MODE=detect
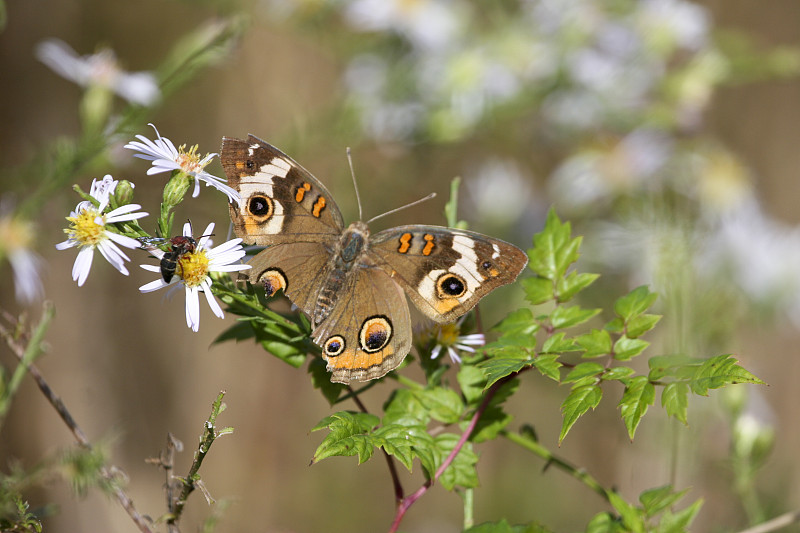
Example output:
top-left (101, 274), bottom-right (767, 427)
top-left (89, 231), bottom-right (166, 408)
top-left (368, 225), bottom-right (529, 323)
top-left (221, 135), bottom-right (345, 245)
top-left (312, 266), bottom-right (411, 384)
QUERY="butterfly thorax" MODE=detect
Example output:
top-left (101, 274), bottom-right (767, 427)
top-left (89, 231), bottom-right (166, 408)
top-left (313, 221), bottom-right (371, 326)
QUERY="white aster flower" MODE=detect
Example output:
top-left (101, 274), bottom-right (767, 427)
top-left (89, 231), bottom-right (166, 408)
top-left (124, 124), bottom-right (240, 204)
top-left (139, 222), bottom-right (250, 332)
top-left (55, 175), bottom-right (148, 286)
top-left (35, 38), bottom-right (159, 106)
top-left (429, 322), bottom-right (485, 364)
top-left (0, 199), bottom-right (44, 303)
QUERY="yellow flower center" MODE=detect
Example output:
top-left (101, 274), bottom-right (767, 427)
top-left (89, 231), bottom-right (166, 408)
top-left (437, 323), bottom-right (461, 347)
top-left (178, 249), bottom-right (210, 287)
top-left (0, 216), bottom-right (35, 253)
top-left (65, 207), bottom-right (106, 247)
top-left (176, 144), bottom-right (209, 175)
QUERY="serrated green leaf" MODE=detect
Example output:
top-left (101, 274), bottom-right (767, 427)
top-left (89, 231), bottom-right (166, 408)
top-left (586, 512), bottom-right (625, 533)
top-left (647, 354), bottom-right (699, 381)
top-left (657, 498), bottom-right (703, 533)
top-left (640, 485), bottom-right (689, 517)
top-left (529, 210), bottom-right (575, 280)
top-left (534, 354), bottom-right (562, 381)
top-left (626, 314), bottom-right (662, 338)
top-left (551, 305), bottom-right (601, 330)
top-left (523, 277), bottom-right (554, 305)
top-left (690, 354), bottom-right (765, 395)
top-left (605, 317), bottom-right (624, 333)
top-left (613, 336), bottom-right (649, 361)
top-left (564, 362), bottom-right (605, 383)
top-left (213, 321), bottom-right (256, 344)
top-left (493, 308), bottom-right (539, 336)
top-left (308, 357), bottom-right (344, 405)
top-left (407, 426), bottom-right (437, 479)
top-left (559, 384), bottom-right (602, 443)
top-left (577, 329), bottom-right (613, 358)
top-left (541, 332), bottom-right (579, 354)
top-left (661, 382), bottom-right (689, 425)
top-left (614, 286), bottom-right (658, 322)
top-left (435, 434), bottom-right (479, 490)
top-left (557, 271), bottom-right (600, 302)
top-left (602, 366), bottom-right (636, 381)
top-left (608, 491), bottom-right (646, 533)
top-left (619, 377), bottom-right (655, 440)
top-left (480, 358), bottom-right (534, 389)
top-left (416, 388), bottom-right (464, 424)
top-left (458, 365), bottom-right (488, 405)
top-left (311, 411), bottom-right (380, 464)
top-left (372, 424), bottom-right (416, 471)
top-left (469, 405), bottom-right (513, 443)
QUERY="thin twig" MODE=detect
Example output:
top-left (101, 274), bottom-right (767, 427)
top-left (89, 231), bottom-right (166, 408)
top-left (0, 309), bottom-right (154, 533)
top-left (735, 510), bottom-right (800, 533)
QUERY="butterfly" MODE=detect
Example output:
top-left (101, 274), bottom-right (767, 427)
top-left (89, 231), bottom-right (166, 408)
top-left (221, 135), bottom-right (528, 384)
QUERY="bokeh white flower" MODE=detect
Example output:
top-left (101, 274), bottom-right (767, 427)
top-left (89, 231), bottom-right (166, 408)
top-left (124, 124), bottom-right (240, 204)
top-left (139, 222), bottom-right (250, 332)
top-left (36, 38), bottom-right (160, 106)
top-left (430, 322), bottom-right (485, 364)
top-left (55, 175), bottom-right (147, 286)
top-left (0, 199), bottom-right (44, 303)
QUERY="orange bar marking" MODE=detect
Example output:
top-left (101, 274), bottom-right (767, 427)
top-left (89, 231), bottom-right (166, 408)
top-left (398, 233), bottom-right (412, 253)
top-left (422, 234), bottom-right (435, 256)
top-left (295, 182), bottom-right (311, 203)
top-left (312, 196), bottom-right (327, 217)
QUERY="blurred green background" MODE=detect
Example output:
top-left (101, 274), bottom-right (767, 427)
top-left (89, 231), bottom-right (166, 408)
top-left (2, 0), bottom-right (800, 531)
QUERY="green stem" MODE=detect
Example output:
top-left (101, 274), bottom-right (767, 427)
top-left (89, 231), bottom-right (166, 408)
top-left (500, 428), bottom-right (609, 502)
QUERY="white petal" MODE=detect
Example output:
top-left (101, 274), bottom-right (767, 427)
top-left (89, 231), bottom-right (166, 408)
top-left (140, 264), bottom-right (162, 273)
top-left (198, 223), bottom-right (215, 246)
top-left (202, 279), bottom-right (224, 319)
top-left (74, 247), bottom-right (94, 286)
top-left (105, 231), bottom-right (141, 249)
top-left (55, 239), bottom-right (76, 250)
top-left (140, 278), bottom-right (168, 292)
top-left (98, 241), bottom-right (130, 275)
top-left (182, 221), bottom-right (193, 237)
top-left (210, 264), bottom-right (251, 273)
top-left (431, 345), bottom-right (442, 360)
top-left (185, 286), bottom-right (200, 332)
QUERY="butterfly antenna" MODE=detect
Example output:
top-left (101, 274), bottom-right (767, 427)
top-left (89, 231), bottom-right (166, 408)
top-left (366, 192), bottom-right (437, 225)
top-left (346, 147), bottom-right (363, 221)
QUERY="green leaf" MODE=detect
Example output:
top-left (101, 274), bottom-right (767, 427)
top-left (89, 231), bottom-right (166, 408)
top-left (602, 366), bottom-right (636, 381)
top-left (639, 485), bottom-right (689, 517)
top-left (493, 308), bottom-right (539, 336)
top-left (261, 339), bottom-right (307, 368)
top-left (613, 336), bottom-right (649, 361)
top-left (534, 354), bottom-right (562, 381)
top-left (213, 321), bottom-right (256, 344)
top-left (311, 411), bottom-right (380, 465)
top-left (372, 424), bottom-right (416, 471)
top-left (557, 271), bottom-right (600, 302)
top-left (559, 384), bottom-right (602, 443)
top-left (563, 362), bottom-right (605, 383)
top-left (522, 276), bottom-right (554, 305)
top-left (614, 286), bottom-right (657, 322)
top-left (383, 388), bottom-right (430, 426)
top-left (626, 314), bottom-right (662, 338)
top-left (657, 498), bottom-right (703, 533)
top-left (586, 512), bottom-right (625, 533)
top-left (689, 354), bottom-right (765, 395)
top-left (528, 210), bottom-right (577, 280)
top-left (480, 358), bottom-right (534, 389)
top-left (647, 354), bottom-right (698, 381)
top-left (435, 433), bottom-right (479, 490)
top-left (465, 519), bottom-right (550, 533)
top-left (619, 377), bottom-right (655, 440)
top-left (541, 332), bottom-right (579, 354)
top-left (307, 357), bottom-right (344, 405)
top-left (577, 329), bottom-right (613, 358)
top-left (416, 388), bottom-right (464, 425)
top-left (661, 382), bottom-right (689, 425)
top-left (608, 491), bottom-right (646, 533)
top-left (406, 426), bottom-right (437, 479)
top-left (551, 305), bottom-right (601, 330)
top-left (469, 405), bottom-right (513, 443)
top-left (458, 364), bottom-right (488, 406)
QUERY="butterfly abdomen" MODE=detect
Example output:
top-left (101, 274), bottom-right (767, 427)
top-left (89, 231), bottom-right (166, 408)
top-left (313, 221), bottom-right (371, 326)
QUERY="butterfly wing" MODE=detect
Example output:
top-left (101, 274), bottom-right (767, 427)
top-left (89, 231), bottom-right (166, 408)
top-left (221, 135), bottom-right (345, 245)
top-left (312, 265), bottom-right (412, 384)
top-left (368, 226), bottom-right (528, 323)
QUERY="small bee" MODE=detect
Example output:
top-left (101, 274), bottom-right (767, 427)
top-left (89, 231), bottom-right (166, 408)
top-left (139, 235), bottom-right (207, 283)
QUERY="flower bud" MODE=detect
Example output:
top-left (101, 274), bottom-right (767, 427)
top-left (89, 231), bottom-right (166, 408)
top-left (114, 180), bottom-right (135, 206)
top-left (162, 171), bottom-right (192, 208)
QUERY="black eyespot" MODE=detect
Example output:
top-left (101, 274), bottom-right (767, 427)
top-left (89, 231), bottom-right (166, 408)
top-left (248, 195), bottom-right (272, 216)
top-left (481, 261), bottom-right (492, 270)
top-left (324, 335), bottom-right (346, 357)
top-left (438, 273), bottom-right (466, 297)
top-left (246, 159), bottom-right (255, 170)
top-left (366, 330), bottom-right (387, 351)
